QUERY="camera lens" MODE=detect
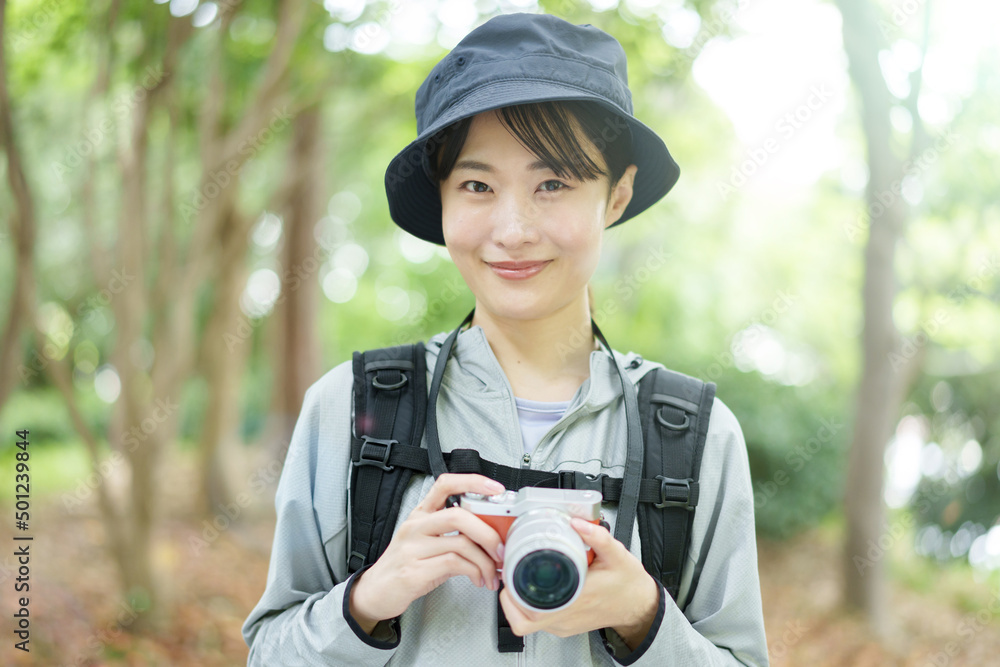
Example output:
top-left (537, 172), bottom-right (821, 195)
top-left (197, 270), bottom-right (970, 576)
top-left (512, 549), bottom-right (580, 610)
top-left (503, 507), bottom-right (589, 612)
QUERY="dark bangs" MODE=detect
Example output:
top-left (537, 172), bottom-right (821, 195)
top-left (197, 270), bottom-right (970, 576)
top-left (427, 100), bottom-right (633, 187)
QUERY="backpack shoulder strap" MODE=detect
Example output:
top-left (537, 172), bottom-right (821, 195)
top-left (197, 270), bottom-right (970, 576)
top-left (347, 342), bottom-right (427, 574)
top-left (635, 366), bottom-right (716, 608)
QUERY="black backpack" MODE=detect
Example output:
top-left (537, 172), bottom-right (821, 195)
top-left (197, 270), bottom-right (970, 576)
top-left (347, 336), bottom-right (715, 653)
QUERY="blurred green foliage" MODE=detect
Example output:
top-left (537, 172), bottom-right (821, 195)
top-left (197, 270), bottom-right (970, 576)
top-left (0, 387), bottom-right (107, 448)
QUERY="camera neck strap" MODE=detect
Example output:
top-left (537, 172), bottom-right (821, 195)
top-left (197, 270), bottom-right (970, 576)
top-left (424, 309), bottom-right (645, 551)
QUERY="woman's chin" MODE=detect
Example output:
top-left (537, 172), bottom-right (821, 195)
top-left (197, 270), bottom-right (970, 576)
top-left (473, 294), bottom-right (583, 325)
top-left (474, 299), bottom-right (549, 323)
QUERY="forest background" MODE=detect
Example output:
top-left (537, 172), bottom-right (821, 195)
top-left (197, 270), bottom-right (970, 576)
top-left (1, 0), bottom-right (998, 664)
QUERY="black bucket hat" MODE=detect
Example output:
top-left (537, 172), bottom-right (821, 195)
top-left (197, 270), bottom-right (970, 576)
top-left (384, 12), bottom-right (680, 246)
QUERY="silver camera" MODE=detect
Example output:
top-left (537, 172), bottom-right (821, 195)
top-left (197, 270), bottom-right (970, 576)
top-left (460, 487), bottom-right (602, 612)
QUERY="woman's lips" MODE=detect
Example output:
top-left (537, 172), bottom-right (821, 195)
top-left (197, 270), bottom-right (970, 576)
top-left (486, 260), bottom-right (552, 280)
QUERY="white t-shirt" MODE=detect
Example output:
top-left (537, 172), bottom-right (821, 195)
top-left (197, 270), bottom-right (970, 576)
top-left (514, 395), bottom-right (571, 454)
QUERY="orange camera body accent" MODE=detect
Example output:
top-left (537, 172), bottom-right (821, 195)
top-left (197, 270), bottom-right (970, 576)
top-left (460, 487), bottom-right (604, 566)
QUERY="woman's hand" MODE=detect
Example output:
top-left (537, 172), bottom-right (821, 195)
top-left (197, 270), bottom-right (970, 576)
top-left (348, 473), bottom-right (507, 634)
top-left (498, 517), bottom-right (661, 651)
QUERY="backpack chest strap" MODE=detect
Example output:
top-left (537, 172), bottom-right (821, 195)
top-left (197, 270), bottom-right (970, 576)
top-left (350, 440), bottom-right (700, 510)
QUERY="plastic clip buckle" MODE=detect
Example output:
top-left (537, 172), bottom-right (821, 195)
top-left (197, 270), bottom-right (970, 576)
top-left (654, 475), bottom-right (694, 510)
top-left (574, 471), bottom-right (607, 493)
top-left (357, 435), bottom-right (397, 471)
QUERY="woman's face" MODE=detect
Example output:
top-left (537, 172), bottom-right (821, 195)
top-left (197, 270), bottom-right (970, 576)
top-left (440, 110), bottom-right (636, 324)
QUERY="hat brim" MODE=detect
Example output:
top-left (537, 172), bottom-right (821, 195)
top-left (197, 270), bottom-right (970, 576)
top-left (384, 80), bottom-right (679, 246)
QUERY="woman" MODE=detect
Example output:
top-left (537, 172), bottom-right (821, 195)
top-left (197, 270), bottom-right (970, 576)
top-left (244, 12), bottom-right (768, 666)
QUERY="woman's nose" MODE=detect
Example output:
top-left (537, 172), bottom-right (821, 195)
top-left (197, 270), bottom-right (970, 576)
top-left (491, 193), bottom-right (541, 248)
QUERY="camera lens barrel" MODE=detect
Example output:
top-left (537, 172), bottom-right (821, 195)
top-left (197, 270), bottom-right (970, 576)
top-left (503, 508), bottom-right (588, 612)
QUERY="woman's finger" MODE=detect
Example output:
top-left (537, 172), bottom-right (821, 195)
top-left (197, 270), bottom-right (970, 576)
top-left (499, 586), bottom-right (542, 636)
top-left (411, 507), bottom-right (504, 559)
top-left (421, 550), bottom-right (495, 589)
top-left (415, 473), bottom-right (505, 514)
top-left (412, 535), bottom-right (501, 587)
top-left (570, 517), bottom-right (622, 563)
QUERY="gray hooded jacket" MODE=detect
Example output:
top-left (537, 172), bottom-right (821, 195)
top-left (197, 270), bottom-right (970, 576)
top-left (243, 325), bottom-right (769, 665)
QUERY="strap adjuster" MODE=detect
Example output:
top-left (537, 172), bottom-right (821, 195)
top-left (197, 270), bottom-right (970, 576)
top-left (358, 435), bottom-right (397, 471)
top-left (654, 475), bottom-right (696, 510)
top-left (348, 550), bottom-right (367, 570)
top-left (556, 470), bottom-right (607, 493)
top-left (576, 471), bottom-right (607, 492)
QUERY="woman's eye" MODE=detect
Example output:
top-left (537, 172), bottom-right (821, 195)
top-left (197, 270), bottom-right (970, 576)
top-left (461, 181), bottom-right (491, 193)
top-left (539, 180), bottom-right (567, 192)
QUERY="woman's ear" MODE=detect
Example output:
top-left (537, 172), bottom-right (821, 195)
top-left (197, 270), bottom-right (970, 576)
top-left (604, 164), bottom-right (638, 228)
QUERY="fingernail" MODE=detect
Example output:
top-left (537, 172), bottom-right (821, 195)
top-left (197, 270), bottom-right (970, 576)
top-left (486, 480), bottom-right (505, 493)
top-left (479, 576), bottom-right (485, 588)
top-left (492, 575), bottom-right (499, 591)
top-left (572, 517), bottom-right (593, 534)
top-left (496, 543), bottom-right (505, 561)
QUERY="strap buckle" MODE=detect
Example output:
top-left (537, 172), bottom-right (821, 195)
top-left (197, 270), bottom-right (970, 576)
top-left (357, 435), bottom-right (397, 471)
top-left (574, 471), bottom-right (607, 492)
top-left (654, 475), bottom-right (696, 510)
top-left (348, 550), bottom-right (367, 571)
top-left (557, 470), bottom-right (607, 493)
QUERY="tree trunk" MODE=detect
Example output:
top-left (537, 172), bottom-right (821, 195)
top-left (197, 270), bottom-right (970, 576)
top-left (111, 62), bottom-right (164, 626)
top-left (0, 0), bottom-right (36, 413)
top-left (197, 194), bottom-right (251, 515)
top-left (272, 103), bottom-right (324, 453)
top-left (836, 0), bottom-right (920, 636)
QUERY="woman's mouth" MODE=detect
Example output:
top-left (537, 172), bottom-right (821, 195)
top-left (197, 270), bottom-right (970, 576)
top-left (486, 260), bottom-right (552, 280)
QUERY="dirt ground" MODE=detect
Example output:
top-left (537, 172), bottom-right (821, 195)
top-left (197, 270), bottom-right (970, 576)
top-left (3, 470), bottom-right (999, 666)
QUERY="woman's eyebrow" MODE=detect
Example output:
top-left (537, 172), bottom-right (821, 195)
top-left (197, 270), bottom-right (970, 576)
top-left (453, 159), bottom-right (493, 173)
top-left (452, 159), bottom-right (558, 173)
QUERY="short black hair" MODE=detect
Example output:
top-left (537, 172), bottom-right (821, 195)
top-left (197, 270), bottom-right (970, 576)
top-left (427, 100), bottom-right (633, 189)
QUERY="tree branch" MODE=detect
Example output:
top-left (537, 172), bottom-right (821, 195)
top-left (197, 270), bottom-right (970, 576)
top-left (0, 0), bottom-right (38, 414)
